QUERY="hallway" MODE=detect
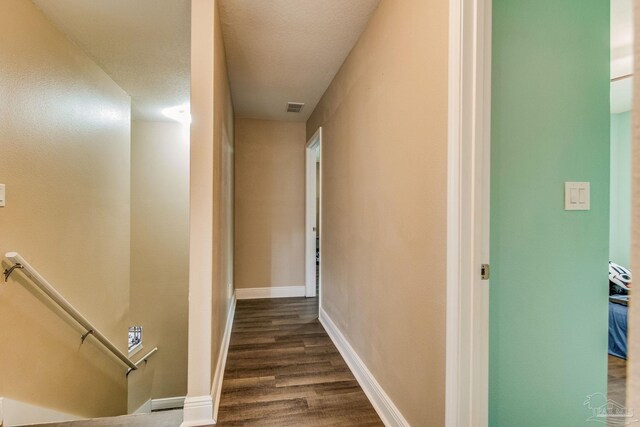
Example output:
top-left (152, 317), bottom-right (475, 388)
top-left (217, 298), bottom-right (382, 426)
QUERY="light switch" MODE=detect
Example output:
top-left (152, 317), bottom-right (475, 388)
top-left (0, 184), bottom-right (5, 207)
top-left (565, 182), bottom-right (590, 211)
top-left (570, 188), bottom-right (578, 203)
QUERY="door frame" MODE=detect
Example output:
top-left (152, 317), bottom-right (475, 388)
top-left (445, 0), bottom-right (492, 425)
top-left (305, 128), bottom-right (322, 299)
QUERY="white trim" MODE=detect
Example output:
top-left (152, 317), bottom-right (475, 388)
top-left (305, 127), bottom-right (322, 299)
top-left (318, 136), bottom-right (323, 311)
top-left (446, 0), bottom-right (462, 420)
top-left (180, 395), bottom-right (213, 427)
top-left (132, 396), bottom-right (185, 415)
top-left (180, 294), bottom-right (236, 427)
top-left (151, 396), bottom-right (185, 412)
top-left (0, 397), bottom-right (82, 426)
top-left (212, 294), bottom-right (236, 422)
top-left (319, 309), bottom-right (409, 427)
top-left (184, 0), bottom-right (214, 421)
top-left (235, 286), bottom-right (305, 300)
top-left (306, 127), bottom-right (321, 150)
top-left (446, 0), bottom-right (492, 425)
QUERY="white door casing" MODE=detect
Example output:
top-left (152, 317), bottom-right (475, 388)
top-left (305, 128), bottom-right (322, 300)
top-left (446, 0), bottom-right (492, 425)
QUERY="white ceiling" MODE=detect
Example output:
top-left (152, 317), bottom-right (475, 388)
top-left (219, 0), bottom-right (381, 122)
top-left (611, 0), bottom-right (633, 113)
top-left (30, 0), bottom-right (631, 118)
top-left (32, 0), bottom-right (191, 122)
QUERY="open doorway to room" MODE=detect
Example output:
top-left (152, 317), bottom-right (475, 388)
top-left (482, 0), bottom-right (634, 425)
top-left (305, 128), bottom-right (322, 301)
top-left (607, 0), bottom-right (634, 406)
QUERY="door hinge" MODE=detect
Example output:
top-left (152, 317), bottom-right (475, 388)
top-left (481, 264), bottom-right (490, 280)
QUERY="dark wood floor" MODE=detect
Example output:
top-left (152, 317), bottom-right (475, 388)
top-left (217, 297), bottom-right (383, 426)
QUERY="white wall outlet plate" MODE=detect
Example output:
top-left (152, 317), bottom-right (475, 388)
top-left (0, 184), bottom-right (5, 207)
top-left (564, 182), bottom-right (590, 211)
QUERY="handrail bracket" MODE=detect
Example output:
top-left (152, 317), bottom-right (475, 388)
top-left (3, 263), bottom-right (24, 282)
top-left (4, 252), bottom-right (159, 375)
top-left (126, 347), bottom-right (158, 378)
top-left (81, 329), bottom-right (94, 344)
top-left (4, 252), bottom-right (139, 371)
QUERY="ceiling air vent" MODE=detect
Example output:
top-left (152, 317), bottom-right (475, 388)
top-left (287, 102), bottom-right (305, 113)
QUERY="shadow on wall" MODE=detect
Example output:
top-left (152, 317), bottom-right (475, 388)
top-left (128, 120), bottom-right (190, 413)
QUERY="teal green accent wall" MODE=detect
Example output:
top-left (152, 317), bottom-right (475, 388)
top-left (490, 1), bottom-right (610, 426)
top-left (610, 111), bottom-right (632, 268)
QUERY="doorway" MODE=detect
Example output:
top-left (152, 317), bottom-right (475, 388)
top-left (305, 128), bottom-right (322, 300)
top-left (448, 0), bottom-right (628, 425)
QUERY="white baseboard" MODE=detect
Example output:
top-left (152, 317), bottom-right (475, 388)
top-left (235, 286), bottom-right (305, 300)
top-left (181, 294), bottom-right (236, 427)
top-left (180, 395), bottom-right (213, 427)
top-left (151, 396), bottom-right (185, 412)
top-left (319, 308), bottom-right (410, 427)
top-left (212, 293), bottom-right (236, 422)
top-left (0, 397), bottom-right (82, 426)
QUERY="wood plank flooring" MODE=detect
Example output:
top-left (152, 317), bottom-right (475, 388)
top-left (608, 354), bottom-right (626, 406)
top-left (608, 354), bottom-right (627, 427)
top-left (217, 297), bottom-right (383, 426)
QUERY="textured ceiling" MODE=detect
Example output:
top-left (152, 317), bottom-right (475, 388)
top-left (33, 0), bottom-right (622, 118)
top-left (32, 0), bottom-right (190, 122)
top-left (219, 0), bottom-right (380, 122)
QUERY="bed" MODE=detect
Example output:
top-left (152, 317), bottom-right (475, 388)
top-left (609, 299), bottom-right (628, 359)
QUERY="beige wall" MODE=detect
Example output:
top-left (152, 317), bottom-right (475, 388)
top-left (627, 1), bottom-right (640, 413)
top-left (186, 0), bottom-right (215, 403)
top-left (234, 119), bottom-right (306, 290)
top-left (306, 0), bottom-right (448, 424)
top-left (128, 121), bottom-right (189, 412)
top-left (211, 0), bottom-right (235, 387)
top-left (185, 0), bottom-right (234, 419)
top-left (0, 0), bottom-right (130, 417)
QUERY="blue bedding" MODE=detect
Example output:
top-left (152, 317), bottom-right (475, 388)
top-left (609, 301), bottom-right (628, 359)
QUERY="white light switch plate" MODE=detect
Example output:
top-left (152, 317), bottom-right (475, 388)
top-left (0, 184), bottom-right (5, 207)
top-left (565, 182), bottom-right (590, 211)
